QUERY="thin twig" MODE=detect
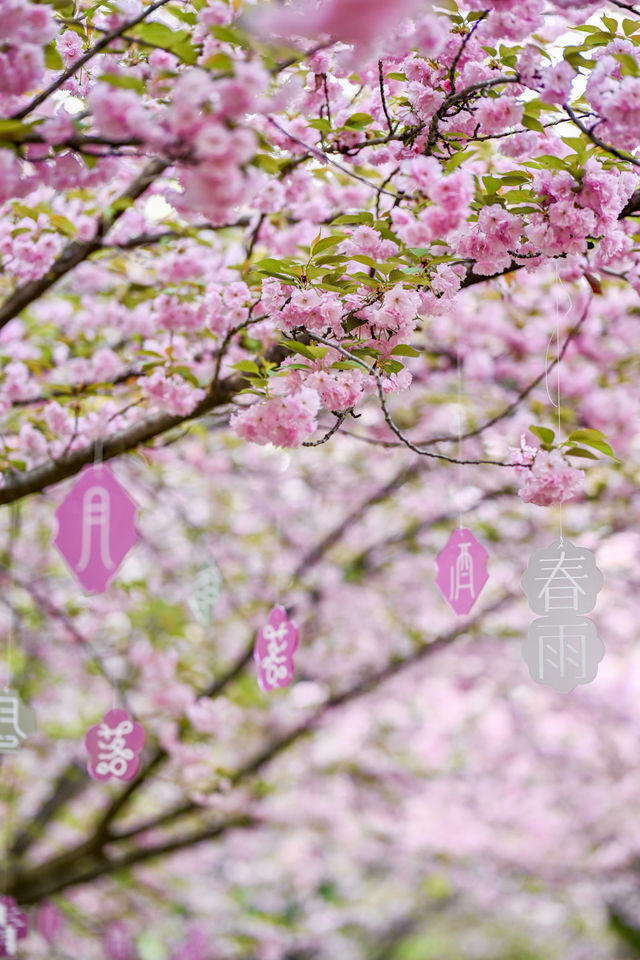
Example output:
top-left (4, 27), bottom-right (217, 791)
top-left (564, 104), bottom-right (640, 169)
top-left (11, 0), bottom-right (176, 121)
top-left (378, 60), bottom-right (394, 134)
top-left (298, 332), bottom-right (516, 467)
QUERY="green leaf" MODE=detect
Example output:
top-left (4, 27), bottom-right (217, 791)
top-left (390, 344), bottom-right (420, 357)
top-left (172, 365), bottom-right (200, 386)
top-left (0, 119), bottom-right (35, 141)
top-left (98, 73), bottom-right (145, 94)
top-left (311, 235), bottom-right (343, 256)
top-left (614, 52), bottom-right (640, 77)
top-left (623, 18), bottom-right (640, 37)
top-left (254, 258), bottom-right (296, 280)
top-left (308, 117), bottom-right (332, 133)
top-left (563, 48), bottom-right (594, 70)
top-left (601, 14), bottom-right (618, 33)
top-left (232, 360), bottom-right (262, 375)
top-left (344, 112), bottom-right (374, 130)
top-left (49, 213), bottom-right (77, 237)
top-left (282, 340), bottom-right (316, 361)
top-left (529, 424), bottom-right (555, 445)
top-left (209, 24), bottom-right (249, 47)
top-left (203, 51), bottom-right (233, 72)
top-left (567, 427), bottom-right (606, 441)
top-left (534, 155), bottom-right (572, 171)
top-left (381, 359), bottom-right (404, 375)
top-left (331, 212), bottom-right (374, 226)
top-left (567, 428), bottom-right (618, 459)
top-left (44, 42), bottom-right (63, 70)
top-left (565, 446), bottom-right (600, 460)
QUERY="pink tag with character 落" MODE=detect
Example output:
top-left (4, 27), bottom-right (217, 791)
top-left (254, 606), bottom-right (298, 692)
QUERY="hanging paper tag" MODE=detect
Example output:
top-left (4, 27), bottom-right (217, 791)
top-left (0, 690), bottom-right (36, 754)
top-left (254, 605), bottom-right (298, 692)
top-left (435, 527), bottom-right (489, 615)
top-left (521, 539), bottom-right (605, 691)
top-left (0, 897), bottom-right (28, 958)
top-left (53, 464), bottom-right (139, 594)
top-left (189, 563), bottom-right (222, 625)
top-left (85, 708), bottom-right (145, 781)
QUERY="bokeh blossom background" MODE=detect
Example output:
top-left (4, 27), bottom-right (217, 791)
top-left (1, 0), bottom-right (640, 957)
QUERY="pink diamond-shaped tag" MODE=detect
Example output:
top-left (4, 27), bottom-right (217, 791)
top-left (435, 527), bottom-right (489, 615)
top-left (53, 464), bottom-right (139, 593)
top-left (254, 605), bottom-right (298, 692)
top-left (85, 708), bottom-right (146, 781)
top-left (0, 897), bottom-right (28, 957)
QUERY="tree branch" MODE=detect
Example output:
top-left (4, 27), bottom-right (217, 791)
top-left (0, 158), bottom-right (168, 335)
top-left (6, 593), bottom-right (514, 903)
top-left (11, 0), bottom-right (175, 121)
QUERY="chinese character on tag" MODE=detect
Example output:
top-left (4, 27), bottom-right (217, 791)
top-left (0, 690), bottom-right (36, 754)
top-left (521, 539), bottom-right (603, 615)
top-left (85, 708), bottom-right (145, 781)
top-left (53, 464), bottom-right (139, 594)
top-left (254, 606), bottom-right (298, 692)
top-left (0, 897), bottom-right (27, 958)
top-left (435, 527), bottom-right (489, 615)
top-left (521, 539), bottom-right (604, 692)
top-left (189, 563), bottom-right (222, 625)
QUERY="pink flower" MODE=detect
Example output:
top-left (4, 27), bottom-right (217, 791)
top-left (103, 922), bottom-right (136, 960)
top-left (39, 114), bottom-right (74, 145)
top-left (253, 0), bottom-right (423, 50)
top-left (55, 29), bottom-right (83, 68)
top-left (475, 97), bottom-right (524, 135)
top-left (18, 422), bottom-right (48, 467)
top-left (143, 370), bottom-right (205, 417)
top-left (539, 60), bottom-right (576, 105)
top-left (231, 388), bottom-right (320, 447)
top-left (516, 449), bottom-right (584, 506)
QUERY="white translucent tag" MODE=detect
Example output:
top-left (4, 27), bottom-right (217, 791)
top-left (521, 539), bottom-right (604, 692)
top-left (0, 689), bottom-right (36, 753)
top-left (189, 563), bottom-right (222, 625)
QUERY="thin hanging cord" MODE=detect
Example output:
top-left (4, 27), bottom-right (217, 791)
top-left (2, 504), bottom-right (20, 898)
top-left (456, 351), bottom-right (463, 530)
top-left (273, 455), bottom-right (285, 608)
top-left (6, 505), bottom-right (19, 690)
top-left (545, 267), bottom-right (574, 544)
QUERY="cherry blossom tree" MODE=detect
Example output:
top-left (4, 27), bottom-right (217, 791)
top-left (1, 0), bottom-right (640, 957)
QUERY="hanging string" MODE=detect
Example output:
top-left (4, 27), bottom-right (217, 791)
top-left (5, 504), bottom-right (20, 691)
top-left (2, 503), bottom-right (20, 899)
top-left (273, 453), bottom-right (287, 607)
top-left (456, 350), bottom-right (463, 530)
top-left (545, 266), bottom-right (574, 545)
top-left (94, 436), bottom-right (104, 467)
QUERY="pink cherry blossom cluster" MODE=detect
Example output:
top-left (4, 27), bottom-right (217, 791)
top-left (0, 0), bottom-right (56, 100)
top-left (512, 438), bottom-right (585, 506)
top-left (231, 387), bottom-right (320, 447)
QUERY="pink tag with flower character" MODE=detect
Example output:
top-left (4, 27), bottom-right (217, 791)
top-left (254, 605), bottom-right (298, 691)
top-left (85, 708), bottom-right (145, 781)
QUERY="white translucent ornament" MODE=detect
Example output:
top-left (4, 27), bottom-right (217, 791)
top-left (521, 539), bottom-right (605, 692)
top-left (189, 563), bottom-right (222, 625)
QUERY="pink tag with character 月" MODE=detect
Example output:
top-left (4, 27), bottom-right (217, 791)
top-left (254, 606), bottom-right (298, 692)
top-left (435, 527), bottom-right (489, 615)
top-left (53, 464), bottom-right (139, 594)
top-left (85, 708), bottom-right (145, 781)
